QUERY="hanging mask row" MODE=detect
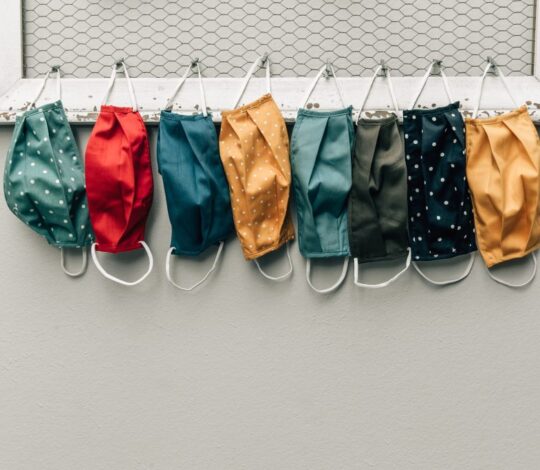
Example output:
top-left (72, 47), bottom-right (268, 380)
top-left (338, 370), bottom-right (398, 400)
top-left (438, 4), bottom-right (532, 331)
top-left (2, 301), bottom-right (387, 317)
top-left (4, 56), bottom-right (540, 292)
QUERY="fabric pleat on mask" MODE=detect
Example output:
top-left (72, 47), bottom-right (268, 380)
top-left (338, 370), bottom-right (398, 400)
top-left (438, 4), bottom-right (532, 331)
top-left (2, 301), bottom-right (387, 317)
top-left (85, 61), bottom-right (154, 286)
top-left (466, 59), bottom-right (540, 287)
top-left (349, 63), bottom-right (411, 289)
top-left (404, 61), bottom-right (477, 286)
top-left (3, 68), bottom-right (94, 277)
top-left (219, 55), bottom-right (295, 281)
top-left (158, 60), bottom-right (234, 290)
top-left (290, 62), bottom-right (352, 293)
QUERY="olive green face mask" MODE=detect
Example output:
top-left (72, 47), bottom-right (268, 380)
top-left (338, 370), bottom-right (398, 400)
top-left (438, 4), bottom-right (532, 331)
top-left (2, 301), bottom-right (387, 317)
top-left (349, 64), bottom-right (411, 288)
top-left (3, 69), bottom-right (94, 276)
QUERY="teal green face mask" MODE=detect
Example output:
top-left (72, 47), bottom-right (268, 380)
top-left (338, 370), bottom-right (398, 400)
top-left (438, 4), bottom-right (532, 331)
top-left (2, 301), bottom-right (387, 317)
top-left (290, 63), bottom-right (353, 293)
top-left (3, 69), bottom-right (94, 276)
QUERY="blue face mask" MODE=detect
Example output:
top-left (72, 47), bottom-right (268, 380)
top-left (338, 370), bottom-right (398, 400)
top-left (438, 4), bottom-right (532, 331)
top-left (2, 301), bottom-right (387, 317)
top-left (290, 64), bottom-right (353, 293)
top-left (157, 61), bottom-right (234, 290)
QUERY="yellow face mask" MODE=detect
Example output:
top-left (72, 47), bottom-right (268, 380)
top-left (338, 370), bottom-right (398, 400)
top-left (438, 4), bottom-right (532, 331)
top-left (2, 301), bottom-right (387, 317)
top-left (219, 56), bottom-right (295, 280)
top-left (465, 60), bottom-right (540, 286)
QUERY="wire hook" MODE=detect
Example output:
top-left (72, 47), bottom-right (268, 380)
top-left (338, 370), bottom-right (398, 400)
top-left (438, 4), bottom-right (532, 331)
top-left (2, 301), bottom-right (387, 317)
top-left (50, 64), bottom-right (61, 73)
top-left (431, 59), bottom-right (443, 75)
top-left (190, 57), bottom-right (200, 69)
top-left (260, 52), bottom-right (269, 66)
top-left (378, 59), bottom-right (388, 76)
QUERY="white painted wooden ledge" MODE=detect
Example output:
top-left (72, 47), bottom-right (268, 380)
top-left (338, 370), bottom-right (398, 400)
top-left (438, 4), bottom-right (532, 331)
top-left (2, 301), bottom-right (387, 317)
top-left (0, 76), bottom-right (539, 124)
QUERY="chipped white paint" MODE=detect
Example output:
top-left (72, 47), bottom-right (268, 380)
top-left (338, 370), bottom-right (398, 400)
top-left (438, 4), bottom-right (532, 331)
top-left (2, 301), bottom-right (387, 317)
top-left (0, 76), bottom-right (540, 124)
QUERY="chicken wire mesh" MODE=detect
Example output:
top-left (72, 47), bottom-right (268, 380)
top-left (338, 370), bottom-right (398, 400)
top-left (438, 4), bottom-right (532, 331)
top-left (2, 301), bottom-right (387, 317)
top-left (23, 0), bottom-right (536, 78)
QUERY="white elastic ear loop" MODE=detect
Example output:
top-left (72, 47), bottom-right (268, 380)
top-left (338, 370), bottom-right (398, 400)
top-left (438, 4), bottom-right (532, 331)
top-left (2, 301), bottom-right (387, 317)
top-left (91, 241), bottom-right (154, 286)
top-left (306, 257), bottom-right (349, 294)
top-left (102, 61), bottom-right (138, 111)
top-left (487, 252), bottom-right (537, 288)
top-left (164, 65), bottom-right (191, 111)
top-left (196, 62), bottom-right (208, 116)
top-left (29, 68), bottom-right (62, 108)
top-left (413, 251), bottom-right (475, 286)
top-left (300, 63), bottom-right (345, 109)
top-left (473, 60), bottom-right (518, 118)
top-left (353, 248), bottom-right (412, 289)
top-left (356, 65), bottom-right (399, 123)
top-left (409, 61), bottom-right (454, 109)
top-left (165, 241), bottom-right (224, 291)
top-left (232, 55), bottom-right (269, 108)
top-left (253, 242), bottom-right (293, 282)
top-left (60, 246), bottom-right (88, 277)
top-left (164, 62), bottom-right (208, 116)
top-left (265, 56), bottom-right (271, 95)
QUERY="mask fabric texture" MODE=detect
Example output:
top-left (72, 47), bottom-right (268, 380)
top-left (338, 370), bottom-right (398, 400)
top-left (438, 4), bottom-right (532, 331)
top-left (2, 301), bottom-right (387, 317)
top-left (85, 61), bottom-right (154, 286)
top-left (465, 60), bottom-right (540, 287)
top-left (157, 61), bottom-right (234, 290)
top-left (350, 115), bottom-right (408, 262)
top-left (404, 102), bottom-right (477, 262)
top-left (219, 56), bottom-right (294, 281)
top-left (291, 107), bottom-right (353, 259)
top-left (4, 70), bottom-right (93, 276)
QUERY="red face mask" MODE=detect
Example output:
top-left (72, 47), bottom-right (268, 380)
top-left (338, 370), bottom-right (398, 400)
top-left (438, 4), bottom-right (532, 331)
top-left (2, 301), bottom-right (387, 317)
top-left (85, 61), bottom-right (154, 286)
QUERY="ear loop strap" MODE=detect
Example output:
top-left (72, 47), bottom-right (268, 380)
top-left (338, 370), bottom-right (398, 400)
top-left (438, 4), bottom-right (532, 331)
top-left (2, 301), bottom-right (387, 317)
top-left (253, 242), bottom-right (293, 282)
top-left (306, 257), bottom-right (349, 294)
top-left (413, 251), bottom-right (475, 286)
top-left (472, 59), bottom-right (519, 118)
top-left (164, 60), bottom-right (208, 116)
top-left (91, 241), bottom-right (154, 286)
top-left (409, 60), bottom-right (453, 109)
top-left (353, 248), bottom-right (411, 288)
top-left (29, 67), bottom-right (62, 109)
top-left (356, 64), bottom-right (399, 123)
top-left (60, 246), bottom-right (88, 277)
top-left (299, 62), bottom-right (346, 109)
top-left (232, 54), bottom-right (271, 108)
top-left (486, 252), bottom-right (537, 288)
top-left (165, 241), bottom-right (224, 291)
top-left (102, 60), bottom-right (138, 111)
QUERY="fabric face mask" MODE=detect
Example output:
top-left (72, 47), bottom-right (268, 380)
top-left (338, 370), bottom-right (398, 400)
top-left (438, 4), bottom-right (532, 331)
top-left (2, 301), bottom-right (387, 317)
top-left (349, 63), bottom-right (410, 288)
top-left (85, 61), bottom-right (154, 286)
top-left (404, 61), bottom-right (476, 285)
top-left (291, 63), bottom-right (352, 293)
top-left (465, 59), bottom-right (540, 287)
top-left (219, 55), bottom-right (295, 281)
top-left (4, 68), bottom-right (94, 277)
top-left (158, 60), bottom-right (234, 290)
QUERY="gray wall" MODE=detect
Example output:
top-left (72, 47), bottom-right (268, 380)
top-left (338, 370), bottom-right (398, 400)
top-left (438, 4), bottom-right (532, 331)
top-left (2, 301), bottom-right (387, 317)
top-left (24, 0), bottom-right (535, 78)
top-left (2, 124), bottom-right (540, 470)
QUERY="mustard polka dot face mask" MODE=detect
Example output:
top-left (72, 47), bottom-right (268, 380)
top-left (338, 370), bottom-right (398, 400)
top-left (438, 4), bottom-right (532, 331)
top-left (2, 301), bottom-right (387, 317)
top-left (219, 56), bottom-right (295, 280)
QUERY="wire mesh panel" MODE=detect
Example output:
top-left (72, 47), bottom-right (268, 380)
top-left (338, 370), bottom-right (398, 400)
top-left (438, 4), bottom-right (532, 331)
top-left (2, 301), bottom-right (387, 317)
top-left (23, 0), bottom-right (536, 78)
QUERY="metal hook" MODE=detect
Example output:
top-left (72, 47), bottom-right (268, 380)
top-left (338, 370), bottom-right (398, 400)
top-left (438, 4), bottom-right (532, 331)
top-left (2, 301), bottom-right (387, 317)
top-left (378, 60), bottom-right (388, 76)
top-left (114, 57), bottom-right (126, 68)
top-left (50, 64), bottom-right (61, 73)
top-left (260, 52), bottom-right (269, 66)
top-left (323, 61), bottom-right (334, 78)
top-left (190, 57), bottom-right (200, 69)
top-left (431, 59), bottom-right (443, 75)
top-left (486, 56), bottom-right (499, 73)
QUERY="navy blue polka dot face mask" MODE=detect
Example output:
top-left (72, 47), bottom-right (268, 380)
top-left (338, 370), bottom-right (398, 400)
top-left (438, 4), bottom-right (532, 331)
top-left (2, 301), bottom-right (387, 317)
top-left (403, 61), bottom-right (477, 285)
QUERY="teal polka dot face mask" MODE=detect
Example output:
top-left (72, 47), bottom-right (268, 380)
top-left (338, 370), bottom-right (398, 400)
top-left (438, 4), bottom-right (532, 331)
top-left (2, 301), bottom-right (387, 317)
top-left (3, 70), bottom-right (94, 276)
